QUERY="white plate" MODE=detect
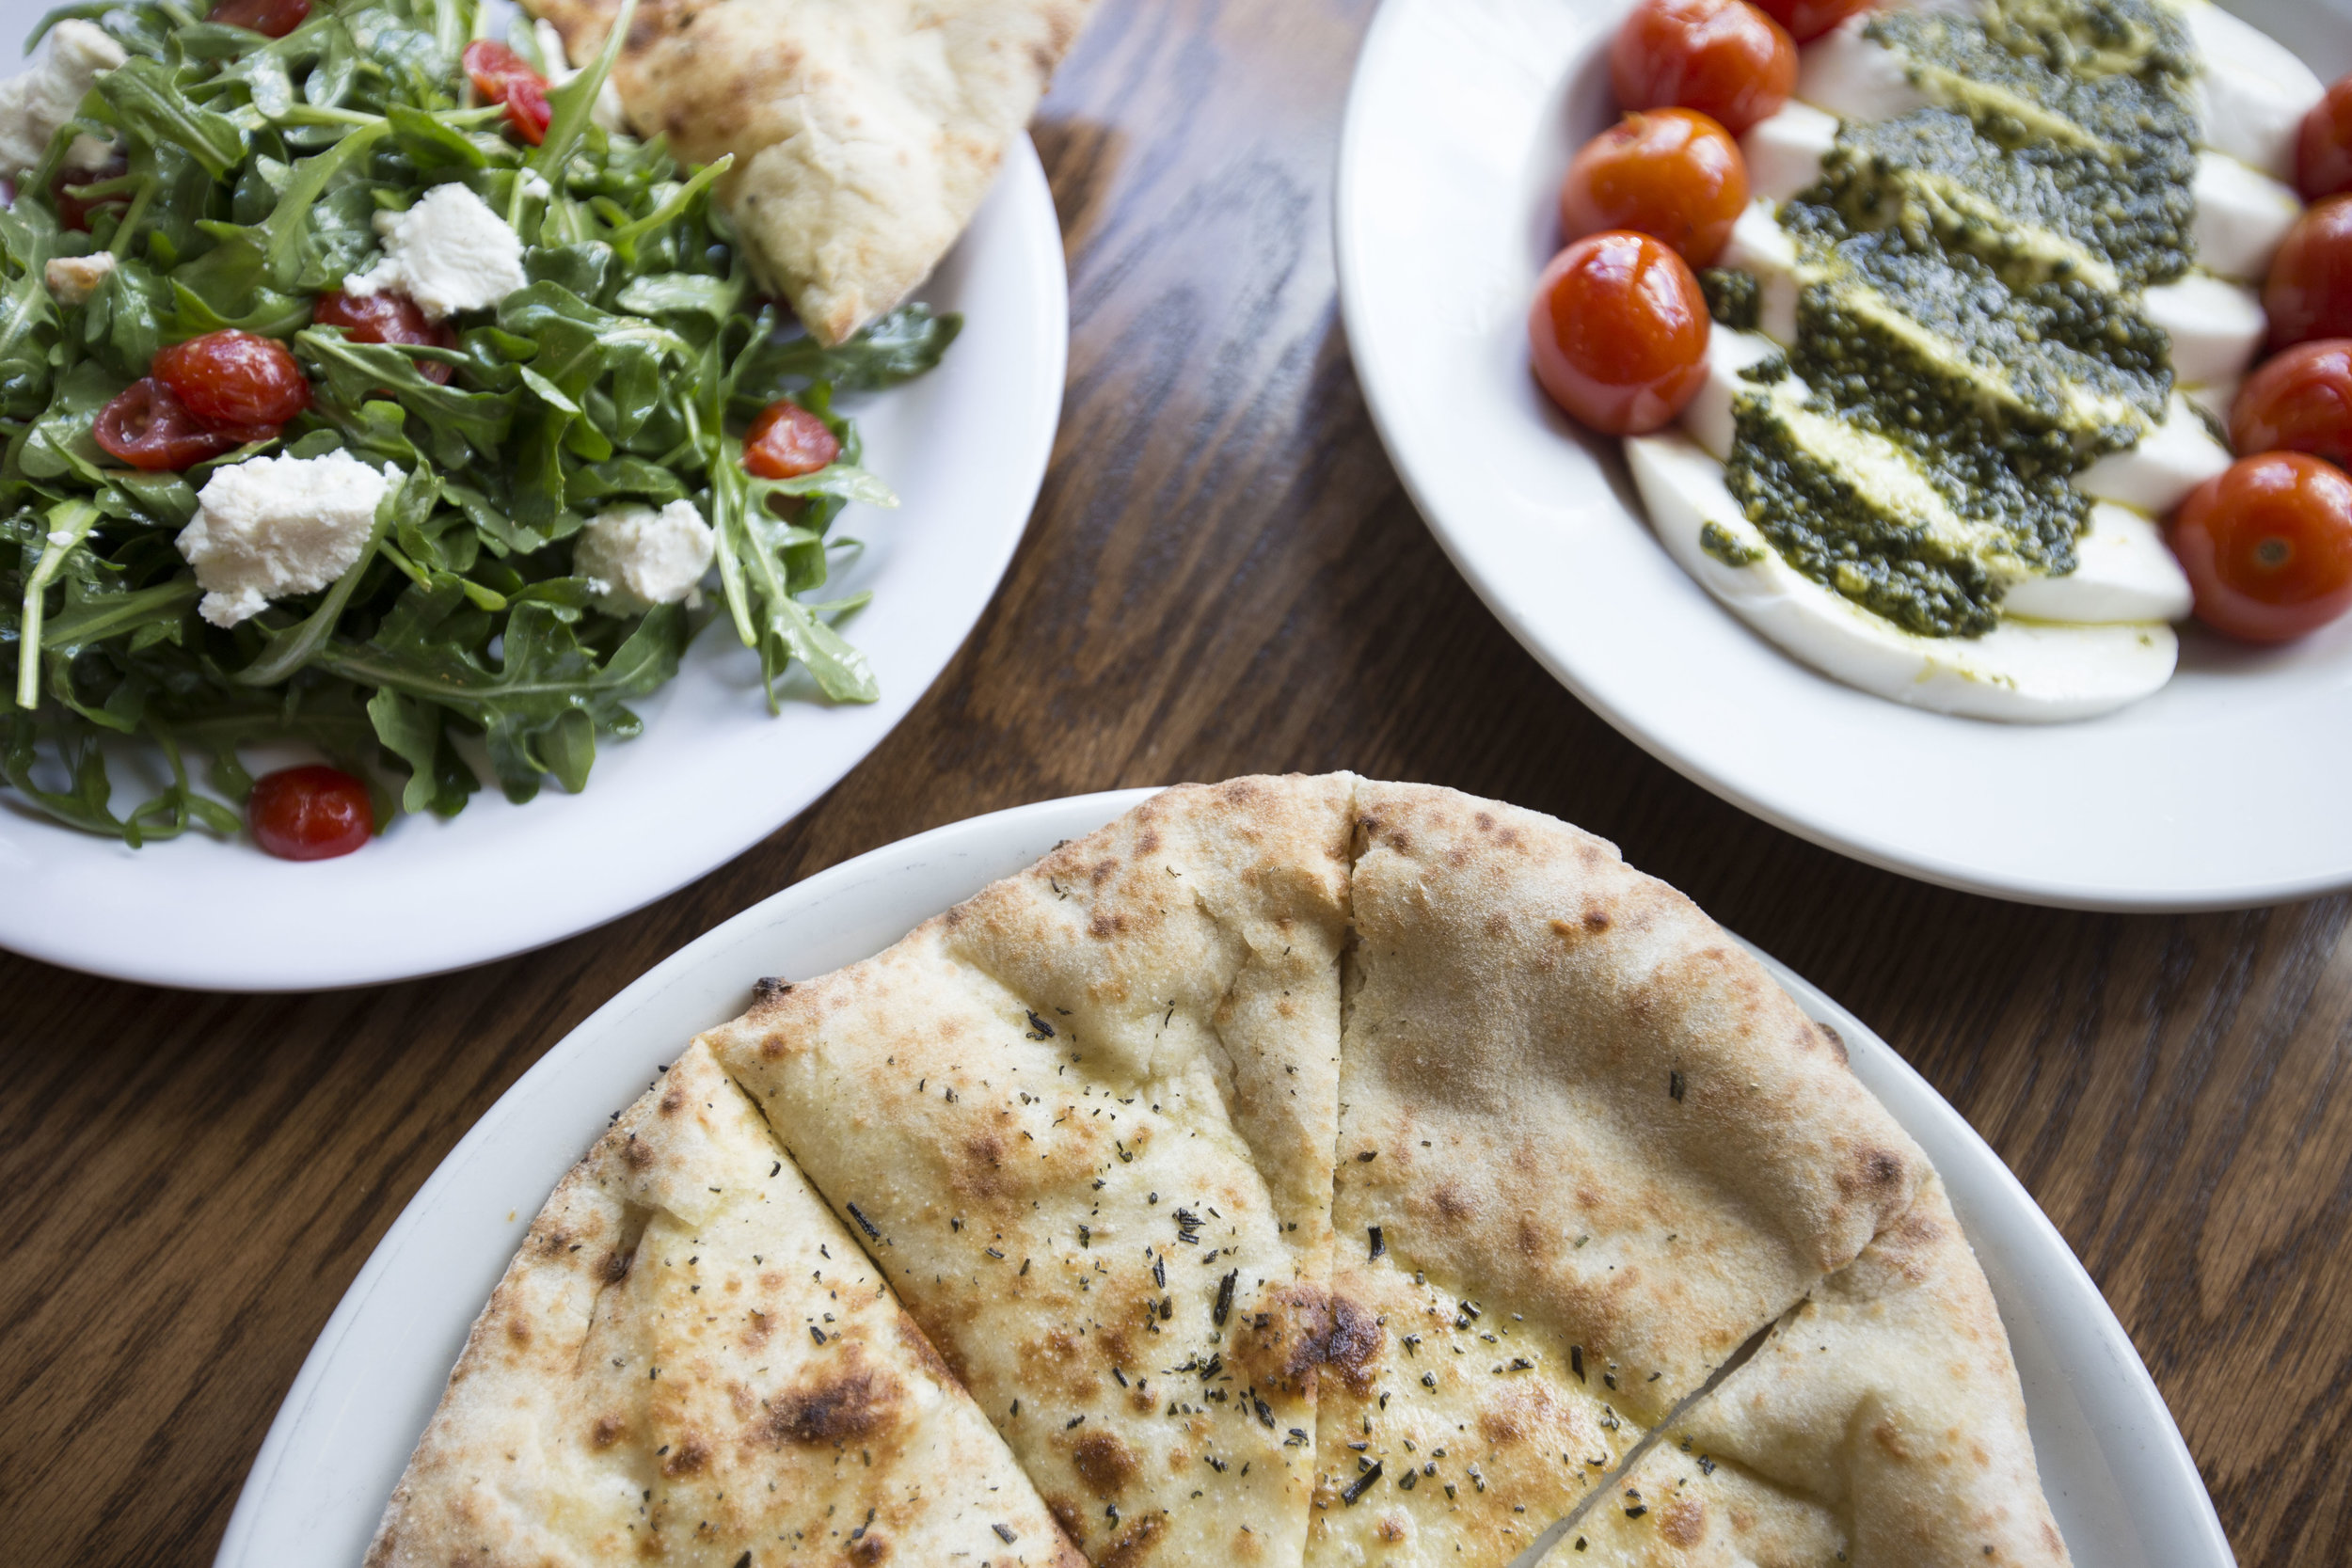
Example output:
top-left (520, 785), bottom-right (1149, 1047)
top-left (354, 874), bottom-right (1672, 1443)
top-left (215, 787), bottom-right (2231, 1568)
top-left (0, 4), bottom-right (1067, 990)
top-left (1336, 0), bottom-right (2352, 911)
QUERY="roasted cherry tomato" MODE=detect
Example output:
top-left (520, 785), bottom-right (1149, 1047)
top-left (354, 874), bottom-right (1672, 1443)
top-left (311, 290), bottom-right (459, 385)
top-left (2232, 340), bottom-right (2352, 469)
top-left (2170, 451), bottom-right (2352, 643)
top-left (92, 378), bottom-right (244, 470)
top-left (1528, 230), bottom-right (1710, 435)
top-left (464, 40), bottom-right (554, 146)
top-left (51, 152), bottom-right (129, 233)
top-left (206, 0), bottom-right (310, 38)
top-left (1562, 108), bottom-right (1748, 267)
top-left (151, 329), bottom-right (310, 436)
top-left (2298, 74), bottom-right (2352, 201)
top-left (743, 398), bottom-right (842, 479)
top-left (1610, 0), bottom-right (1796, 135)
top-left (2265, 195), bottom-right (2352, 349)
top-left (1749, 0), bottom-right (1871, 43)
top-left (247, 765), bottom-right (373, 862)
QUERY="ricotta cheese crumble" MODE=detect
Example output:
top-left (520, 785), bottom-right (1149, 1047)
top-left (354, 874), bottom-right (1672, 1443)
top-left (574, 499), bottom-right (717, 613)
top-left (176, 451), bottom-right (399, 628)
top-left (0, 21), bottom-right (125, 177)
top-left (344, 182), bottom-right (528, 321)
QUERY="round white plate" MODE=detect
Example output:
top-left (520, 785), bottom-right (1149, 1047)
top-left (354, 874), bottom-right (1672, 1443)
top-left (1337, 0), bottom-right (2352, 911)
top-left (0, 6), bottom-right (1067, 990)
top-left (215, 787), bottom-right (2230, 1568)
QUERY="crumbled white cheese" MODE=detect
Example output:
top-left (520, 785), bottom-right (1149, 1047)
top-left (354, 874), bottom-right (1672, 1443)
top-left (0, 21), bottom-right (126, 176)
top-left (343, 182), bottom-right (528, 322)
top-left (534, 19), bottom-right (630, 135)
top-left (43, 250), bottom-right (115, 306)
top-left (574, 499), bottom-right (715, 614)
top-left (176, 451), bottom-right (399, 628)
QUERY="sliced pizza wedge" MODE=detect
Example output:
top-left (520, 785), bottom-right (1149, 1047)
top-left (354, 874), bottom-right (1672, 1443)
top-left (701, 774), bottom-right (1359, 1567)
top-left (1558, 1438), bottom-right (1849, 1566)
top-left (366, 1039), bottom-right (1080, 1568)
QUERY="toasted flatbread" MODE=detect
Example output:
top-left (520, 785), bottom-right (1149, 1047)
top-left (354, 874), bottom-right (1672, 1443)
top-left (1563, 1439), bottom-right (1848, 1566)
top-left (525, 0), bottom-right (1090, 343)
top-left (700, 775), bottom-right (1359, 1567)
top-left (365, 1040), bottom-right (1081, 1568)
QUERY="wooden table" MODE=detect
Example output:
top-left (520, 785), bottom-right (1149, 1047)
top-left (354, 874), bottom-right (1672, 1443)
top-left (4, 2), bottom-right (2347, 1563)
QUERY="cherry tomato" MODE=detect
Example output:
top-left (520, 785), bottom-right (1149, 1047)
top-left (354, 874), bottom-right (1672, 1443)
top-left (743, 399), bottom-right (842, 479)
top-left (2170, 451), bottom-right (2352, 643)
top-left (206, 0), bottom-right (310, 38)
top-left (51, 152), bottom-right (129, 233)
top-left (311, 290), bottom-right (459, 385)
top-left (2297, 75), bottom-right (2352, 201)
top-left (151, 329), bottom-right (310, 436)
top-left (1562, 108), bottom-right (1748, 267)
top-left (1528, 230), bottom-right (1710, 435)
top-left (1610, 0), bottom-right (1796, 135)
top-left (92, 378), bottom-right (244, 470)
top-left (464, 40), bottom-right (554, 146)
top-left (247, 765), bottom-right (373, 862)
top-left (2264, 195), bottom-right (2352, 350)
top-left (2231, 341), bottom-right (2352, 469)
top-left (1749, 0), bottom-right (1872, 43)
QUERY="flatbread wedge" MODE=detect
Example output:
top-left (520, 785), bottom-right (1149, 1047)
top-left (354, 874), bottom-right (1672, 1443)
top-left (366, 1040), bottom-right (1081, 1568)
top-left (700, 774), bottom-right (1359, 1568)
top-left (525, 0), bottom-right (1092, 344)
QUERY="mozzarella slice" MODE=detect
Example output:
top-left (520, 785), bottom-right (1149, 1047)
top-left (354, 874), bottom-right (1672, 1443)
top-left (2183, 377), bottom-right (2240, 429)
top-left (2192, 150), bottom-right (2303, 280)
top-left (1682, 328), bottom-right (1791, 460)
top-left (2143, 271), bottom-right (2266, 387)
top-left (1626, 432), bottom-right (2179, 721)
top-left (2002, 502), bottom-right (2196, 623)
top-left (2072, 393), bottom-right (2233, 514)
top-left (2174, 0), bottom-right (2325, 181)
top-left (1742, 101), bottom-right (1839, 202)
top-left (1722, 203), bottom-right (1804, 343)
top-left (1797, 19), bottom-right (1928, 121)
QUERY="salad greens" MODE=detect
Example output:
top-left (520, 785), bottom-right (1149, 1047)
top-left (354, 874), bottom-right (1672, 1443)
top-left (0, 0), bottom-right (958, 842)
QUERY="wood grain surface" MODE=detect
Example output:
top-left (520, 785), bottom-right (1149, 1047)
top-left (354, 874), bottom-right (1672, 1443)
top-left (3, 1), bottom-right (2347, 1563)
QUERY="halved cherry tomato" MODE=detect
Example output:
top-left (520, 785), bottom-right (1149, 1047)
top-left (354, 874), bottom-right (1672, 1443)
top-left (206, 0), bottom-right (310, 38)
top-left (1562, 108), bottom-right (1748, 267)
top-left (52, 152), bottom-right (129, 233)
top-left (2264, 195), bottom-right (2352, 349)
top-left (2170, 451), bottom-right (2352, 643)
top-left (2232, 341), bottom-right (2352, 469)
top-left (2297, 75), bottom-right (2352, 201)
top-left (92, 378), bottom-right (244, 470)
top-left (311, 290), bottom-right (459, 385)
top-left (1528, 230), bottom-right (1710, 435)
top-left (743, 399), bottom-right (841, 479)
top-left (1749, 0), bottom-right (1872, 44)
top-left (248, 765), bottom-right (373, 861)
top-left (1610, 0), bottom-right (1796, 135)
top-left (463, 40), bottom-right (554, 147)
top-left (151, 329), bottom-right (310, 436)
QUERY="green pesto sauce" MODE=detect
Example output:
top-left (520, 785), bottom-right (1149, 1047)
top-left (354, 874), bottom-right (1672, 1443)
top-left (1725, 0), bottom-right (2199, 638)
top-left (1700, 521), bottom-right (1766, 566)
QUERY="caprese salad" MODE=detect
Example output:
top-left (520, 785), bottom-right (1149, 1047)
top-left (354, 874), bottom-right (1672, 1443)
top-left (1534, 0), bottom-right (2352, 720)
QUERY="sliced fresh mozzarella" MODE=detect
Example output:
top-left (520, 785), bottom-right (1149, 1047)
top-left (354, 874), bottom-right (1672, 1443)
top-left (1722, 203), bottom-right (1803, 343)
top-left (2143, 271), bottom-right (2265, 387)
top-left (1627, 432), bottom-right (2179, 721)
top-left (2192, 150), bottom-right (2303, 280)
top-left (2002, 502), bottom-right (2195, 623)
top-left (2173, 0), bottom-right (2325, 182)
top-left (1741, 101), bottom-right (1839, 202)
top-left (1796, 19), bottom-right (1927, 121)
top-left (2072, 393), bottom-right (2233, 514)
top-left (1682, 328), bottom-right (1791, 460)
top-left (2182, 377), bottom-right (2239, 430)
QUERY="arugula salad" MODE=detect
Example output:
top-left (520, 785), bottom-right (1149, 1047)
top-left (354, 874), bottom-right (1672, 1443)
top-left (0, 0), bottom-right (957, 853)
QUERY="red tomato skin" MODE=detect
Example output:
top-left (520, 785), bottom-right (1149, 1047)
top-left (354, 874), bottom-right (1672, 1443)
top-left (247, 766), bottom-right (373, 862)
top-left (1528, 230), bottom-right (1710, 436)
top-left (2232, 341), bottom-right (2352, 469)
top-left (2265, 196), bottom-right (2352, 349)
top-left (743, 399), bottom-right (842, 479)
top-left (2297, 76), bottom-right (2352, 201)
top-left (206, 0), bottom-right (310, 38)
top-left (2170, 452), bottom-right (2352, 643)
top-left (151, 329), bottom-right (310, 434)
top-left (92, 378), bottom-right (243, 470)
top-left (1561, 108), bottom-right (1749, 267)
top-left (1610, 0), bottom-right (1796, 135)
top-left (1748, 0), bottom-right (1871, 43)
top-left (51, 152), bottom-right (129, 233)
top-left (464, 40), bottom-right (554, 146)
top-left (311, 290), bottom-right (458, 385)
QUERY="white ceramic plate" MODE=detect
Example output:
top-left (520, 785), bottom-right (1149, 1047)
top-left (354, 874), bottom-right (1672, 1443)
top-left (1337, 0), bottom-right (2352, 911)
top-left (0, 2), bottom-right (1068, 990)
top-left (215, 787), bottom-right (2231, 1568)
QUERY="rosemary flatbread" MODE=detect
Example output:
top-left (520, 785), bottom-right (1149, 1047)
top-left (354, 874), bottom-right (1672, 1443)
top-left (525, 0), bottom-right (1091, 343)
top-left (366, 1040), bottom-right (1081, 1568)
top-left (700, 774), bottom-right (1359, 1568)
